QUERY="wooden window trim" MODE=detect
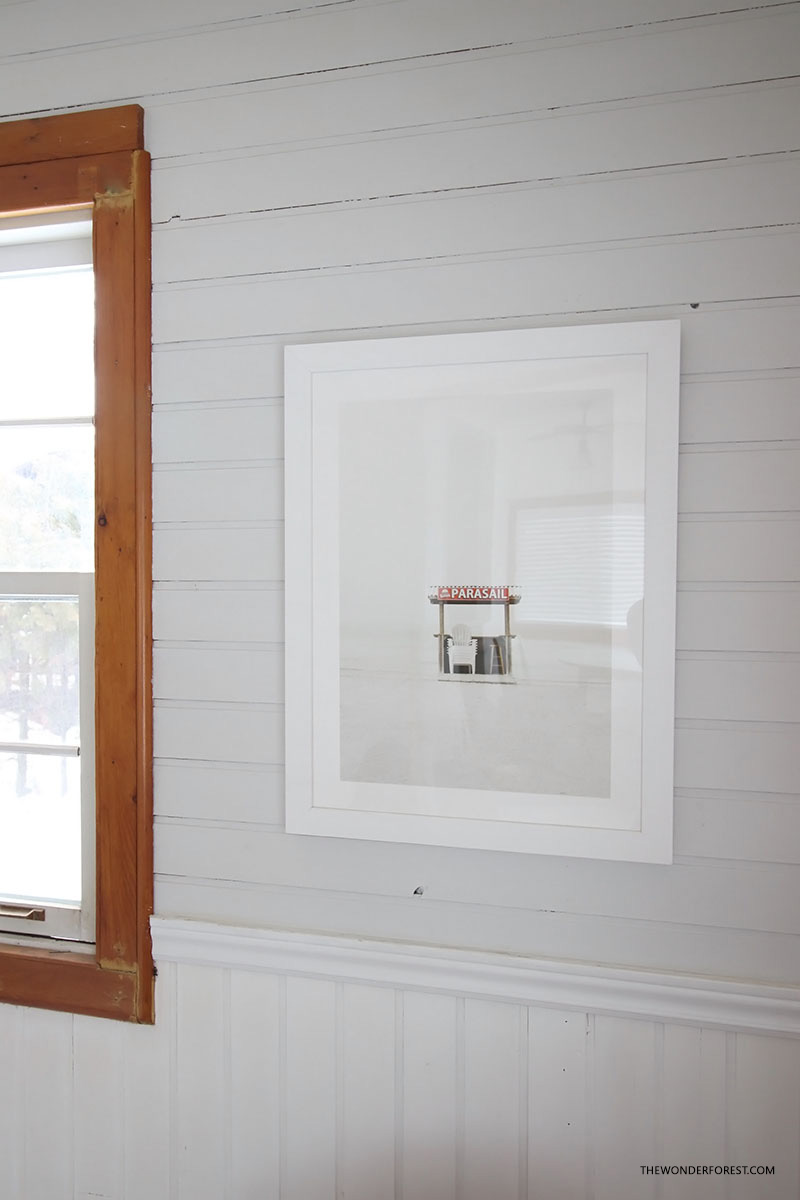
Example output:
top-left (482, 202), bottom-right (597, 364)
top-left (0, 106), bottom-right (153, 1022)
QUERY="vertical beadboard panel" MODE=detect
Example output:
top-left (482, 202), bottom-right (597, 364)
top-left (22, 1007), bottom-right (74, 1200)
top-left (528, 1008), bottom-right (589, 1200)
top-left (73, 1015), bottom-right (123, 1199)
top-left (592, 1016), bottom-right (658, 1200)
top-left (122, 963), bottom-right (174, 1200)
top-left (174, 963), bottom-right (227, 1200)
top-left (229, 970), bottom-right (282, 1199)
top-left (283, 976), bottom-right (337, 1200)
top-left (728, 1034), bottom-right (800, 1197)
top-left (8, 958), bottom-right (800, 1200)
top-left (402, 991), bottom-right (459, 1200)
top-left (0, 1004), bottom-right (22, 1199)
top-left (660, 1026), bottom-right (727, 1200)
top-left (339, 982), bottom-right (396, 1200)
top-left (461, 998), bottom-right (524, 1200)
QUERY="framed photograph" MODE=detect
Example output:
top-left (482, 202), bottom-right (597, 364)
top-left (285, 321), bottom-right (679, 862)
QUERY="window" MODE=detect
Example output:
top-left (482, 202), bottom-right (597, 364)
top-left (0, 106), bottom-right (153, 1021)
top-left (0, 212), bottom-right (95, 942)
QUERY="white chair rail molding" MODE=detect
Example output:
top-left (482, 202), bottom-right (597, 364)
top-left (150, 917), bottom-right (800, 1038)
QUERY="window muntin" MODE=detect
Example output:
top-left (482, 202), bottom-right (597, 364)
top-left (0, 214), bottom-right (96, 941)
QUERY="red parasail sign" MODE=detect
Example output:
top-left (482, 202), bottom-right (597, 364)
top-left (435, 585), bottom-right (511, 601)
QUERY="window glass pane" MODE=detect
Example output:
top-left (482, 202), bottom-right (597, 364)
top-left (0, 597), bottom-right (80, 748)
top-left (0, 424), bottom-right (94, 571)
top-left (0, 266), bottom-right (94, 420)
top-left (0, 752), bottom-right (80, 905)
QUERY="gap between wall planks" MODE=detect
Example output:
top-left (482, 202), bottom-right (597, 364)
top-left (0, 104), bottom-right (153, 1022)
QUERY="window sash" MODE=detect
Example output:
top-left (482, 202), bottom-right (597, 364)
top-left (0, 571), bottom-right (95, 942)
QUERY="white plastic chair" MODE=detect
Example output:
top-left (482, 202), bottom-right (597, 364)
top-left (447, 624), bottom-right (478, 673)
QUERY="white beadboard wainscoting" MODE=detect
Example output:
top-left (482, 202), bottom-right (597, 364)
top-left (3, 0), bottom-right (800, 1195)
top-left (1, 920), bottom-right (799, 1200)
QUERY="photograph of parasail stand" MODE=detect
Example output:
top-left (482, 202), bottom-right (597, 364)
top-left (334, 372), bottom-right (622, 801)
top-left (430, 584), bottom-right (521, 680)
top-left (284, 322), bottom-right (679, 861)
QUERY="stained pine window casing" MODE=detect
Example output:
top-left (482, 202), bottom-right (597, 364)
top-left (0, 105), bottom-right (153, 1023)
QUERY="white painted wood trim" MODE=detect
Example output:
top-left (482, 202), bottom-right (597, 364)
top-left (151, 917), bottom-right (800, 1037)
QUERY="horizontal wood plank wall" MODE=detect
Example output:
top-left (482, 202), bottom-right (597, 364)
top-left (137, 5), bottom-right (799, 985)
top-left (1, 961), bottom-right (799, 1199)
top-left (1, 0), bottom-right (797, 986)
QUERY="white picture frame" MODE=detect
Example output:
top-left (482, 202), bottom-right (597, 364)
top-left (285, 321), bottom-right (679, 862)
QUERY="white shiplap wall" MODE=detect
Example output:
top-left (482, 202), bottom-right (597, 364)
top-left (2, 0), bottom-right (800, 1195)
top-left (142, 3), bottom-right (800, 986)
